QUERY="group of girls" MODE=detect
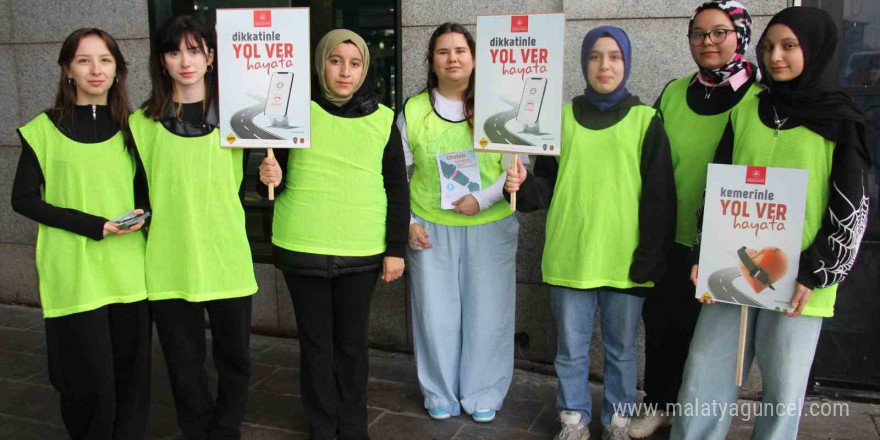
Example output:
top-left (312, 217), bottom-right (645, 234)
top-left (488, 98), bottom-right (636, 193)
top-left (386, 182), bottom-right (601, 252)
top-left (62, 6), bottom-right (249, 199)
top-left (505, 2), bottom-right (869, 440)
top-left (10, 2), bottom-right (869, 440)
top-left (13, 15), bottom-right (260, 440)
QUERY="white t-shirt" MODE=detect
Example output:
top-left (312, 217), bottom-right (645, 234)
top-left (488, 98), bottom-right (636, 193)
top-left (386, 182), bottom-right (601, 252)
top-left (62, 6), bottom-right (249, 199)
top-left (396, 89), bottom-right (507, 217)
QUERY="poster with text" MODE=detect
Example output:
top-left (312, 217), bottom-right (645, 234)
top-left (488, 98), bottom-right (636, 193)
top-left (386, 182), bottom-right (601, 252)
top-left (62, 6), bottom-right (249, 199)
top-left (474, 14), bottom-right (563, 155)
top-left (217, 8), bottom-right (310, 149)
top-left (437, 150), bottom-right (481, 209)
top-left (696, 164), bottom-right (808, 312)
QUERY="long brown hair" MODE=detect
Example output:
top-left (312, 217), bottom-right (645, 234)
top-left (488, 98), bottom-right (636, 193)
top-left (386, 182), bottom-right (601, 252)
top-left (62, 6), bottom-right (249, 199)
top-left (142, 15), bottom-right (218, 119)
top-left (52, 28), bottom-right (134, 153)
top-left (425, 23), bottom-right (476, 130)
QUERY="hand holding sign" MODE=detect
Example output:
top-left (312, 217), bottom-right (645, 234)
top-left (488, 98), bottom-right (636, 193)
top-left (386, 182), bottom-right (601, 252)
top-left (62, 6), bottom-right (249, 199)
top-left (259, 152), bottom-right (282, 198)
top-left (504, 157), bottom-right (527, 193)
top-left (696, 164), bottom-right (809, 386)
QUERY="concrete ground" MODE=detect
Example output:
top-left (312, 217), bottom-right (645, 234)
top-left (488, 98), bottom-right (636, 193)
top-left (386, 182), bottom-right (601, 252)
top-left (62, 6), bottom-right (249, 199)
top-left (0, 303), bottom-right (878, 440)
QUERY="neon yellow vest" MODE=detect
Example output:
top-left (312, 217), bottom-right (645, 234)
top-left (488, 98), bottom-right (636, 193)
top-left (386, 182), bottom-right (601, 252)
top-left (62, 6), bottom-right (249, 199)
top-left (660, 76), bottom-right (762, 247)
top-left (730, 98), bottom-right (836, 317)
top-left (20, 113), bottom-right (147, 318)
top-left (130, 109), bottom-right (257, 302)
top-left (272, 101), bottom-right (391, 256)
top-left (404, 92), bottom-right (512, 226)
top-left (542, 104), bottom-right (656, 290)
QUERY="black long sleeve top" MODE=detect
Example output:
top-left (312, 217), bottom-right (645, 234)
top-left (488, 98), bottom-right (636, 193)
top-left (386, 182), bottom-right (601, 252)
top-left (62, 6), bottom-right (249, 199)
top-left (11, 105), bottom-right (149, 241)
top-left (510, 95), bottom-right (677, 289)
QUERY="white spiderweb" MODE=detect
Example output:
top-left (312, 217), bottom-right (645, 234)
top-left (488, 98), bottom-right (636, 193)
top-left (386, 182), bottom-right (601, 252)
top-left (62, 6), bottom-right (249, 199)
top-left (813, 181), bottom-right (870, 287)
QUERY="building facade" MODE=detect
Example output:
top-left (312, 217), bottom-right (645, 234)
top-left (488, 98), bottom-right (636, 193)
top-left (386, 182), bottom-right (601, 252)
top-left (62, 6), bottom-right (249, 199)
top-left (2, 0), bottom-right (878, 397)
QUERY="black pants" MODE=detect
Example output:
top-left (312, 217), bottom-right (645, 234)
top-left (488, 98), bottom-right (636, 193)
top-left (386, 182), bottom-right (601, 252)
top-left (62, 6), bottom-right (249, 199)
top-left (641, 243), bottom-right (703, 406)
top-left (283, 270), bottom-right (378, 440)
top-left (45, 300), bottom-right (151, 440)
top-left (151, 296), bottom-right (253, 440)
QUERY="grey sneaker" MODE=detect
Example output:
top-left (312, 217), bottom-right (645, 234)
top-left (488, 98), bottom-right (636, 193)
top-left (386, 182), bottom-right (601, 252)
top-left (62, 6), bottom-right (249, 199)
top-left (555, 410), bottom-right (590, 440)
top-left (602, 413), bottom-right (631, 440)
top-left (628, 410), bottom-right (672, 438)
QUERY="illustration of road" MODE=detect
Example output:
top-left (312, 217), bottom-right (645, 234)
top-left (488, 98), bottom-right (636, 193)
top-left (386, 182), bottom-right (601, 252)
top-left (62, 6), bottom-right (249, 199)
top-left (231, 105), bottom-right (284, 140)
top-left (707, 267), bottom-right (764, 307)
top-left (484, 109), bottom-right (532, 146)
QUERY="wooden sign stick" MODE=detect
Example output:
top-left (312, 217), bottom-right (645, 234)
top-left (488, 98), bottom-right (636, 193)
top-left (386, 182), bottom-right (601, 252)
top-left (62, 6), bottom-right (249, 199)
top-left (735, 305), bottom-right (748, 386)
top-left (509, 154), bottom-right (518, 211)
top-left (267, 148), bottom-right (276, 201)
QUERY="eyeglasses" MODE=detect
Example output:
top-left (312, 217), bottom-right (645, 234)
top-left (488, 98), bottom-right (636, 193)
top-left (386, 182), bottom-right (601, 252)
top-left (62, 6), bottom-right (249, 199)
top-left (688, 29), bottom-right (735, 46)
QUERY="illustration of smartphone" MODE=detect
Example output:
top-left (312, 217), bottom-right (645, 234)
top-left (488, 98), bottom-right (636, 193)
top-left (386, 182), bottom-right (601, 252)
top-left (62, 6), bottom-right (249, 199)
top-left (516, 77), bottom-right (548, 124)
top-left (264, 72), bottom-right (294, 117)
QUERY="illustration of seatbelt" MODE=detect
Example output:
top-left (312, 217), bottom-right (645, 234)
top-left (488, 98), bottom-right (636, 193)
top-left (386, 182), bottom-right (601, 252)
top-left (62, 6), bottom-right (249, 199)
top-left (737, 246), bottom-right (776, 291)
top-left (440, 160), bottom-right (480, 192)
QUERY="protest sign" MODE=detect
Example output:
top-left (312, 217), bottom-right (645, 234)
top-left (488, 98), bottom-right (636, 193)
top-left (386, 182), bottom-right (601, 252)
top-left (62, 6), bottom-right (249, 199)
top-left (696, 164), bottom-right (809, 312)
top-left (474, 14), bottom-right (563, 156)
top-left (696, 164), bottom-right (808, 385)
top-left (217, 8), bottom-right (311, 150)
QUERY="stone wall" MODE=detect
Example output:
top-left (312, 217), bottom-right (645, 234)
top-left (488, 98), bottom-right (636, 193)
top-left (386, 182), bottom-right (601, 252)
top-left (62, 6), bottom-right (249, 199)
top-left (0, 0), bottom-right (151, 305)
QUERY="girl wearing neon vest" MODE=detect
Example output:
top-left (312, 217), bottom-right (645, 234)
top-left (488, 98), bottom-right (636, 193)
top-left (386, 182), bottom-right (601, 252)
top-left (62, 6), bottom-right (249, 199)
top-left (630, 2), bottom-right (760, 437)
top-left (673, 7), bottom-right (870, 440)
top-left (506, 26), bottom-right (676, 440)
top-left (396, 23), bottom-right (518, 424)
top-left (258, 29), bottom-right (409, 440)
top-left (130, 16), bottom-right (257, 438)
top-left (11, 28), bottom-right (151, 439)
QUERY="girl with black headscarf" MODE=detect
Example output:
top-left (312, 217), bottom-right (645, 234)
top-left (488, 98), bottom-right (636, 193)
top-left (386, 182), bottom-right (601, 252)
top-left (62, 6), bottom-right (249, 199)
top-left (673, 7), bottom-right (870, 440)
top-left (258, 29), bottom-right (409, 440)
top-left (506, 26), bottom-right (675, 440)
top-left (631, 2), bottom-right (761, 436)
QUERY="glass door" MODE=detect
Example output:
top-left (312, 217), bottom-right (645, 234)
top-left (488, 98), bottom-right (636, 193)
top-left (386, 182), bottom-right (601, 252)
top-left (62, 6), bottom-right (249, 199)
top-left (805, 0), bottom-right (880, 399)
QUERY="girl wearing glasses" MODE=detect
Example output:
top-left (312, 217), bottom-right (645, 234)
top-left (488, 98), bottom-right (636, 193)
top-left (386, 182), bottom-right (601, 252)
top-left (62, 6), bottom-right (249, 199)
top-left (672, 7), bottom-right (869, 440)
top-left (629, 2), bottom-right (759, 437)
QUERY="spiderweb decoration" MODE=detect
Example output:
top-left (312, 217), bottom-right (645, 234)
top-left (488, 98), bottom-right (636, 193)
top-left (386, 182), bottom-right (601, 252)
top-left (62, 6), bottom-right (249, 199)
top-left (814, 181), bottom-right (870, 287)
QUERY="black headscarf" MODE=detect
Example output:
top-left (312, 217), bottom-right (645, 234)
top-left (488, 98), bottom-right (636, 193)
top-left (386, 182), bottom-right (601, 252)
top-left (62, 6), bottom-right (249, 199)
top-left (756, 7), bottom-right (866, 151)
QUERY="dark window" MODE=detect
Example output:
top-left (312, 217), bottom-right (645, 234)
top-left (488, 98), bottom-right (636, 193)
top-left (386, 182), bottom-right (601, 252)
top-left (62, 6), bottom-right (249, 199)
top-left (147, 0), bottom-right (400, 263)
top-left (803, 0), bottom-right (880, 398)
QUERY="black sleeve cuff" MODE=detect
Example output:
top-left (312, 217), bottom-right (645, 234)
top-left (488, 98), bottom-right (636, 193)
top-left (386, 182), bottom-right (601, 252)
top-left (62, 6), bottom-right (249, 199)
top-left (88, 218), bottom-right (108, 241)
top-left (385, 243), bottom-right (407, 259)
top-left (796, 254), bottom-right (818, 290)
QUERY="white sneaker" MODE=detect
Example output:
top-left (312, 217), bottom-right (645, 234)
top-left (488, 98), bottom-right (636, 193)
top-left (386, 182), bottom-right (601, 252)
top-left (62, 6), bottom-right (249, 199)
top-left (554, 410), bottom-right (590, 440)
top-left (628, 411), bottom-right (672, 438)
top-left (602, 413), bottom-right (631, 440)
